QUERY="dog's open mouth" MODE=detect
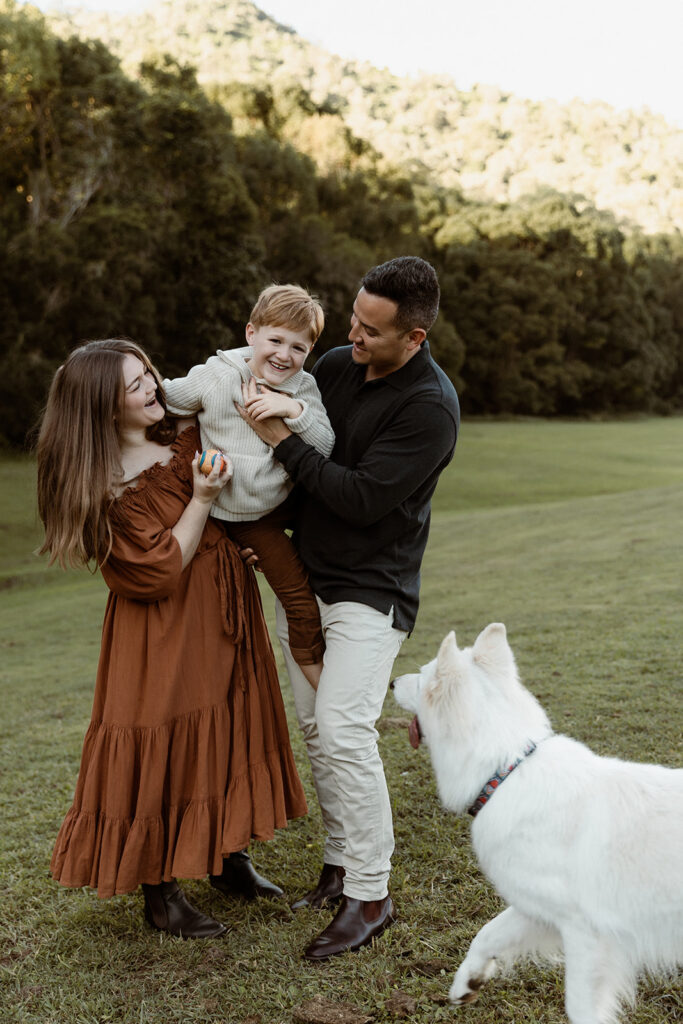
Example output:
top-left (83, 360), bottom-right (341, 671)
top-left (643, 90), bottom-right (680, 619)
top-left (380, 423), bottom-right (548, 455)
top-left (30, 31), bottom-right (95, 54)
top-left (408, 715), bottom-right (423, 749)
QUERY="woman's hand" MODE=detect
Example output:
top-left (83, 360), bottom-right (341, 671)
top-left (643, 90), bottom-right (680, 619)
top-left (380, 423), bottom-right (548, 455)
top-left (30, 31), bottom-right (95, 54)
top-left (190, 450), bottom-right (233, 504)
top-left (172, 452), bottom-right (232, 570)
top-left (238, 545), bottom-right (262, 571)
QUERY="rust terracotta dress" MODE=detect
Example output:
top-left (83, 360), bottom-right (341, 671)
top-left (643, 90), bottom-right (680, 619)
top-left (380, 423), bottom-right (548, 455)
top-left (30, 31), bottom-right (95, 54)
top-left (50, 425), bottom-right (307, 898)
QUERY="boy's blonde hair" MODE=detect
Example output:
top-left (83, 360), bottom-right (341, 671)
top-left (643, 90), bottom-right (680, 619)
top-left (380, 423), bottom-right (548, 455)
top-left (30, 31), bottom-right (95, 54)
top-left (249, 284), bottom-right (324, 346)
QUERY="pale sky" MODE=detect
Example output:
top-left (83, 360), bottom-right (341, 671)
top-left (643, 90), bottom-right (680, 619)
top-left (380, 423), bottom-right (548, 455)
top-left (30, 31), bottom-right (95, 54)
top-left (38, 0), bottom-right (683, 127)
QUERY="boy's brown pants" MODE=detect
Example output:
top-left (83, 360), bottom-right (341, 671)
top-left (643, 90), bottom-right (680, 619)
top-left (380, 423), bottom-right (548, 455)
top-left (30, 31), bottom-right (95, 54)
top-left (225, 501), bottom-right (324, 666)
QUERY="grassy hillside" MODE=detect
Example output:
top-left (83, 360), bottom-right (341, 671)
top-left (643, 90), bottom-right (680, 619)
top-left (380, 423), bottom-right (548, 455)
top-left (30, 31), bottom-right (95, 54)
top-left (1, 418), bottom-right (682, 1022)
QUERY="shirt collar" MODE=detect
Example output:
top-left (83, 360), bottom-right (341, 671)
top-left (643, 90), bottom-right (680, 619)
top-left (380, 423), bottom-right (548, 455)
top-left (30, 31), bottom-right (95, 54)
top-left (361, 341), bottom-right (432, 391)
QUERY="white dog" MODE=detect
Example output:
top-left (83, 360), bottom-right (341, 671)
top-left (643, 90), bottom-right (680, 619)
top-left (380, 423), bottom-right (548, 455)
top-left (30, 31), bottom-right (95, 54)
top-left (392, 623), bottom-right (683, 1024)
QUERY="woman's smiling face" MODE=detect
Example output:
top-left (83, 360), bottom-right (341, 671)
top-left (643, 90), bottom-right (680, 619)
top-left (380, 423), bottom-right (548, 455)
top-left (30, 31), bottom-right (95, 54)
top-left (118, 353), bottom-right (164, 431)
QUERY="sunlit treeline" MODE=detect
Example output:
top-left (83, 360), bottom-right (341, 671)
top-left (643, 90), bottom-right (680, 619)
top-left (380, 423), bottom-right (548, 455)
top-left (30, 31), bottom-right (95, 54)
top-left (1, 0), bottom-right (682, 446)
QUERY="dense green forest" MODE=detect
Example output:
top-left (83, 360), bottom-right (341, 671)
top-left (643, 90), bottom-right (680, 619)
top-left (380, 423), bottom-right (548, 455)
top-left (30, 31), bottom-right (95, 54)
top-left (2, 0), bottom-right (682, 446)
top-left (48, 0), bottom-right (683, 238)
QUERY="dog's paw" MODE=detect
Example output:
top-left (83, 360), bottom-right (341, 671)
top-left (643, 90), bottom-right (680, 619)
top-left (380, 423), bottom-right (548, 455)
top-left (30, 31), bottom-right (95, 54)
top-left (449, 973), bottom-right (484, 1005)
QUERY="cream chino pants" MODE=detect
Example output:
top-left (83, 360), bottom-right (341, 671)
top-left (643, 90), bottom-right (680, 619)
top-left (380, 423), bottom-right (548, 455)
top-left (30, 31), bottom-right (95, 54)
top-left (276, 597), bottom-right (407, 901)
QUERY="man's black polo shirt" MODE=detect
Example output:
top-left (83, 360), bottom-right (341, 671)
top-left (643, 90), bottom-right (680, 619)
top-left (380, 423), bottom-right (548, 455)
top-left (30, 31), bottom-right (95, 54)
top-left (273, 342), bottom-right (460, 633)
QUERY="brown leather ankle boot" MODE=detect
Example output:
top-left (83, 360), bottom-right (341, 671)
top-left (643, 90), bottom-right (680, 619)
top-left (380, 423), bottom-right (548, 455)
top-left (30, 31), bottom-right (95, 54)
top-left (291, 863), bottom-right (345, 910)
top-left (210, 850), bottom-right (284, 900)
top-left (142, 881), bottom-right (227, 939)
top-left (304, 894), bottom-right (395, 960)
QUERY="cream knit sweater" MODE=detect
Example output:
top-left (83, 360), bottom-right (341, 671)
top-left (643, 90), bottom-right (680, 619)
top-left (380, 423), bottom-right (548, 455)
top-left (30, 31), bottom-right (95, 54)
top-left (163, 347), bottom-right (335, 522)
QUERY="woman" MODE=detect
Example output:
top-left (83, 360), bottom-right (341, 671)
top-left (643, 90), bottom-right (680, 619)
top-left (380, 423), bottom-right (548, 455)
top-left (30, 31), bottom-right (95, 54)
top-left (37, 339), bottom-right (307, 938)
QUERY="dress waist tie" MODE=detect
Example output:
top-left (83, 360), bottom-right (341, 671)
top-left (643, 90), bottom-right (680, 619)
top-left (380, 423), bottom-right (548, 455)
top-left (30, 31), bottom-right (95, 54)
top-left (216, 537), bottom-right (249, 652)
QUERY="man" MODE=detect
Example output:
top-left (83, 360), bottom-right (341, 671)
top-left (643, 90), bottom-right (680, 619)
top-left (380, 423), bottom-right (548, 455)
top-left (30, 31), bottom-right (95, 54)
top-left (239, 256), bottom-right (460, 960)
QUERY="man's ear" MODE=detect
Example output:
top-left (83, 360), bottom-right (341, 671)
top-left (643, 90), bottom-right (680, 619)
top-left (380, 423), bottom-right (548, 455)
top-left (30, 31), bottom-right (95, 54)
top-left (406, 327), bottom-right (427, 350)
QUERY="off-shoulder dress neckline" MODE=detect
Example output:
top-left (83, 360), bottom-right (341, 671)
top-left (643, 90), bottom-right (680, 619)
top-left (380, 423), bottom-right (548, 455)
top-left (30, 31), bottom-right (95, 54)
top-left (113, 425), bottom-right (198, 502)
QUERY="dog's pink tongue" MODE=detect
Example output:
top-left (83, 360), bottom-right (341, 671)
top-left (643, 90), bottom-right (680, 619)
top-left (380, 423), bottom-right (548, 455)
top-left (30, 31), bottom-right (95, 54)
top-left (409, 715), bottom-right (421, 749)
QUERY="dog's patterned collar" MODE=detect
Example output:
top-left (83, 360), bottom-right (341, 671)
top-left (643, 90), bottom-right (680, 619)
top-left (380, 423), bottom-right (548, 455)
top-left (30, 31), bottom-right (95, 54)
top-left (468, 742), bottom-right (538, 818)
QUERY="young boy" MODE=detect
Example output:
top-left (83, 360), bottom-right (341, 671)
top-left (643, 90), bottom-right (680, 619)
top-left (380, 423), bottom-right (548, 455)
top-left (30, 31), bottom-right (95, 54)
top-left (163, 284), bottom-right (334, 689)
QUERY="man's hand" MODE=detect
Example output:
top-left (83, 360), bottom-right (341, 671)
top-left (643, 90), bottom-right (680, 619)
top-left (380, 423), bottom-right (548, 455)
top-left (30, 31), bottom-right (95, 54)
top-left (235, 379), bottom-right (293, 448)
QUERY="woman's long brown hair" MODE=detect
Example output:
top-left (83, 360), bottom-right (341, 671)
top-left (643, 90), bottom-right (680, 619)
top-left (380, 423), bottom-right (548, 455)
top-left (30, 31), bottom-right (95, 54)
top-left (36, 339), bottom-right (176, 568)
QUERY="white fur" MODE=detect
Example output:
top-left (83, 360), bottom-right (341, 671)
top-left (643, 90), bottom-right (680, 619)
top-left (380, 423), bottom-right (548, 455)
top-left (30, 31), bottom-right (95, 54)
top-left (392, 623), bottom-right (683, 1024)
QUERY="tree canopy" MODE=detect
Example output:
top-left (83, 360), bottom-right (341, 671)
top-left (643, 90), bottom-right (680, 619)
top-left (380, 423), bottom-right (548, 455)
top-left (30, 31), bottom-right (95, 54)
top-left (1, 0), bottom-right (682, 446)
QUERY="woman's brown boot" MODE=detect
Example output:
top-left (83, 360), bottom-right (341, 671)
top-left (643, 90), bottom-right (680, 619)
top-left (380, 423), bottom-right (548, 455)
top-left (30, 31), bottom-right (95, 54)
top-left (210, 850), bottom-right (284, 900)
top-left (142, 881), bottom-right (227, 939)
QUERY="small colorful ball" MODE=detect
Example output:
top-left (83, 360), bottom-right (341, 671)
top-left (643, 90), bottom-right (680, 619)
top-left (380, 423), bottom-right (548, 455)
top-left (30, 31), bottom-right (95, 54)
top-left (199, 449), bottom-right (226, 475)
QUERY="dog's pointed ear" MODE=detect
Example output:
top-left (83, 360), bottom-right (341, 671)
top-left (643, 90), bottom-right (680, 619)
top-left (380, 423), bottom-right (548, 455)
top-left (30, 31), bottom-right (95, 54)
top-left (424, 631), bottom-right (460, 704)
top-left (476, 622), bottom-right (506, 644)
top-left (436, 631), bottom-right (459, 679)
top-left (472, 623), bottom-right (515, 679)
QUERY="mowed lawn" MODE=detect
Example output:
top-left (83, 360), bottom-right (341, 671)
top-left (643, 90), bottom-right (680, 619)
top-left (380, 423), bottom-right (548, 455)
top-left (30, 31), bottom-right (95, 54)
top-left (1, 418), bottom-right (681, 1024)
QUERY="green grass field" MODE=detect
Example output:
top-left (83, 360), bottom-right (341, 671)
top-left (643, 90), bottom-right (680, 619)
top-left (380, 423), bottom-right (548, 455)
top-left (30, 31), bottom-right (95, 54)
top-left (1, 418), bottom-right (682, 1023)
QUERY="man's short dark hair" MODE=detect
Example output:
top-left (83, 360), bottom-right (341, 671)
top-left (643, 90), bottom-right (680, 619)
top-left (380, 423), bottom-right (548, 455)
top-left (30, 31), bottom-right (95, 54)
top-left (361, 256), bottom-right (440, 334)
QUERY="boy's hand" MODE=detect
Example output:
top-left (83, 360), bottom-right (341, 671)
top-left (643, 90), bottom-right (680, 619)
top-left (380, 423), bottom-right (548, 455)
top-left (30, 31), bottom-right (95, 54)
top-left (190, 450), bottom-right (232, 504)
top-left (242, 378), bottom-right (302, 420)
top-left (235, 380), bottom-right (292, 448)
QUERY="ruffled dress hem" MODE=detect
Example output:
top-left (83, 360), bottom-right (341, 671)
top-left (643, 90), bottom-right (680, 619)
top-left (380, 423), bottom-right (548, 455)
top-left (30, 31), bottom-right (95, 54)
top-left (50, 710), bottom-right (305, 898)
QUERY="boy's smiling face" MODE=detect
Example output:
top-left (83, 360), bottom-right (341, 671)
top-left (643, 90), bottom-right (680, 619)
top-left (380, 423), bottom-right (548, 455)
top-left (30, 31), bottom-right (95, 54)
top-left (245, 323), bottom-right (312, 387)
